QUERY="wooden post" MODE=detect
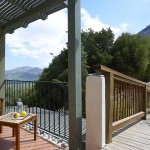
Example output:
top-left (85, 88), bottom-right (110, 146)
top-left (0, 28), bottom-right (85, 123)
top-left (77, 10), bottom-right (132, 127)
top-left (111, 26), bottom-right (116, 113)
top-left (0, 98), bottom-right (4, 115)
top-left (0, 30), bottom-right (5, 115)
top-left (142, 85), bottom-right (147, 120)
top-left (0, 98), bottom-right (3, 133)
top-left (105, 73), bottom-right (114, 144)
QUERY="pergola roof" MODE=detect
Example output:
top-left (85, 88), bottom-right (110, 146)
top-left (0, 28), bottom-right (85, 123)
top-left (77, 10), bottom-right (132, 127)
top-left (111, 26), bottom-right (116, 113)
top-left (0, 1), bottom-right (82, 149)
top-left (0, 0), bottom-right (67, 34)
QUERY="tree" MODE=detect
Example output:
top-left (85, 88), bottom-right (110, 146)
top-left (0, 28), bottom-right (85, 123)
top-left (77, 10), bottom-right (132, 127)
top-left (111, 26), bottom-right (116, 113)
top-left (40, 28), bottom-right (115, 81)
top-left (40, 48), bottom-right (68, 82)
top-left (81, 28), bottom-right (114, 73)
top-left (39, 28), bottom-right (115, 117)
top-left (39, 46), bottom-right (88, 116)
top-left (110, 33), bottom-right (150, 80)
top-left (144, 64), bottom-right (150, 81)
top-left (40, 46), bottom-right (89, 82)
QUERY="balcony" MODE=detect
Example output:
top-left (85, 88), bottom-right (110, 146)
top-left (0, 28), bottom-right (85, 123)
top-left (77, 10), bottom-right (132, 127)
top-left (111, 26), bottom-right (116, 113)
top-left (0, 1), bottom-right (82, 149)
top-left (0, 80), bottom-right (86, 149)
top-left (1, 65), bottom-right (150, 149)
top-left (0, 126), bottom-right (62, 150)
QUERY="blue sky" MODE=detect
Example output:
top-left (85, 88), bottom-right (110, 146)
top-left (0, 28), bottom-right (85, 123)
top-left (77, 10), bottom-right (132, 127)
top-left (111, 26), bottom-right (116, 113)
top-left (5, 0), bottom-right (150, 70)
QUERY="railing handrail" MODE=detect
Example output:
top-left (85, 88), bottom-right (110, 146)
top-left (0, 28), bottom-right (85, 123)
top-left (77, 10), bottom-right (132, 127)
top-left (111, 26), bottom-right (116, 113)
top-left (93, 64), bottom-right (146, 85)
top-left (5, 79), bottom-right (68, 84)
top-left (93, 64), bottom-right (147, 144)
top-left (3, 79), bottom-right (70, 141)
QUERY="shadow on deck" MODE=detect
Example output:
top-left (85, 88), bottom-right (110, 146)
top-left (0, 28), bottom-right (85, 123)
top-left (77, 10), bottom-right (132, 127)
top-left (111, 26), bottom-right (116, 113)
top-left (0, 126), bottom-right (62, 150)
top-left (103, 114), bottom-right (150, 150)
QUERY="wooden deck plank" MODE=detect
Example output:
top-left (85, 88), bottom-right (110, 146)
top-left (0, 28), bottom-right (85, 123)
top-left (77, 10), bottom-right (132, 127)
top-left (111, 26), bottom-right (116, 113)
top-left (119, 132), bottom-right (150, 143)
top-left (113, 136), bottom-right (150, 149)
top-left (0, 126), bottom-right (62, 150)
top-left (104, 141), bottom-right (140, 150)
top-left (127, 128), bottom-right (150, 136)
top-left (104, 115), bottom-right (150, 150)
top-left (118, 135), bottom-right (150, 146)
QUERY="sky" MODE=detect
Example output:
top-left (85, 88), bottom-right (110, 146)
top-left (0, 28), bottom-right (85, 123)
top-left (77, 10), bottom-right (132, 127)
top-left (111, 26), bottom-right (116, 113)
top-left (5, 0), bottom-right (150, 70)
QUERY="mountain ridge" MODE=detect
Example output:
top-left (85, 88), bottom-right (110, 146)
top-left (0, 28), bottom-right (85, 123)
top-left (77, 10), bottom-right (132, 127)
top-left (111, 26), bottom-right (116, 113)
top-left (5, 66), bottom-right (43, 81)
top-left (138, 25), bottom-right (150, 37)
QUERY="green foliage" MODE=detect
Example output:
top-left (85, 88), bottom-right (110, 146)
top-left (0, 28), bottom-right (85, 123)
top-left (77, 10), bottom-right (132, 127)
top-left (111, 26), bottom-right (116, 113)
top-left (5, 81), bottom-right (68, 112)
top-left (144, 64), bottom-right (150, 81)
top-left (5, 85), bottom-right (35, 108)
top-left (33, 82), bottom-right (68, 111)
top-left (81, 28), bottom-right (114, 73)
top-left (39, 46), bottom-right (89, 83)
top-left (40, 48), bottom-right (68, 82)
top-left (40, 28), bottom-right (115, 82)
top-left (110, 33), bottom-right (150, 80)
top-left (38, 28), bottom-right (150, 117)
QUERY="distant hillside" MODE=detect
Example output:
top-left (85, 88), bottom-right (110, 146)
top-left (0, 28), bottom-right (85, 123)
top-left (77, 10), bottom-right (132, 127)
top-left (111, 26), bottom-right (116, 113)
top-left (5, 66), bottom-right (43, 81)
top-left (138, 25), bottom-right (150, 37)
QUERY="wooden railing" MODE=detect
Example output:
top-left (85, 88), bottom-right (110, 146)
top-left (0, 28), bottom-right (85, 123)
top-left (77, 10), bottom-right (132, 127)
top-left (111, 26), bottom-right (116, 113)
top-left (0, 98), bottom-right (3, 115)
top-left (147, 86), bottom-right (150, 113)
top-left (93, 65), bottom-right (147, 144)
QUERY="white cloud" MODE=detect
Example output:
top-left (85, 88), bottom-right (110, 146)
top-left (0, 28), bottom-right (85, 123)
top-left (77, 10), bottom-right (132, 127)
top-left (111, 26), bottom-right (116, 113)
top-left (81, 8), bottom-right (125, 36)
top-left (6, 8), bottom-right (128, 69)
top-left (6, 9), bottom-right (68, 68)
top-left (81, 9), bottom-right (109, 30)
top-left (120, 23), bottom-right (128, 31)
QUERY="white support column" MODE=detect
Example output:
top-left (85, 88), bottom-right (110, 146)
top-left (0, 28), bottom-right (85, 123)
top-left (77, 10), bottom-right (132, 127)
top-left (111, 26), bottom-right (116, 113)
top-left (86, 74), bottom-right (106, 150)
top-left (0, 29), bottom-right (5, 114)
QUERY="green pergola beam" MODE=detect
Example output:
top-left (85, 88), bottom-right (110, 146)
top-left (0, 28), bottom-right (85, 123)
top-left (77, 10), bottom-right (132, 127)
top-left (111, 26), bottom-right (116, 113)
top-left (0, 29), bottom-right (5, 114)
top-left (68, 0), bottom-right (82, 149)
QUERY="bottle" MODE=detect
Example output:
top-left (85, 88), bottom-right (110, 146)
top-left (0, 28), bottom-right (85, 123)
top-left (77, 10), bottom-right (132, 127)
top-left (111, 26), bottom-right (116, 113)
top-left (17, 98), bottom-right (23, 113)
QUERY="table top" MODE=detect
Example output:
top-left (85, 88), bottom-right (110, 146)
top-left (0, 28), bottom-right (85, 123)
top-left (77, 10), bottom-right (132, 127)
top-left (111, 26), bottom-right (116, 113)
top-left (0, 113), bottom-right (36, 124)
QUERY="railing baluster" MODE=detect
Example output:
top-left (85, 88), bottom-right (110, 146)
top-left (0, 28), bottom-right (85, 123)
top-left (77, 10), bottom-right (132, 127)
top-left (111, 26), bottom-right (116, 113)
top-left (35, 82), bottom-right (38, 114)
top-left (31, 82), bottom-right (33, 112)
top-left (93, 64), bottom-right (148, 144)
top-left (113, 80), bottom-right (116, 122)
top-left (120, 81), bottom-right (122, 119)
top-left (53, 83), bottom-right (56, 134)
top-left (48, 82), bottom-right (51, 133)
top-left (122, 82), bottom-right (124, 118)
top-left (139, 87), bottom-right (141, 111)
top-left (135, 85), bottom-right (138, 113)
top-left (133, 85), bottom-right (135, 114)
top-left (127, 83), bottom-right (129, 117)
top-left (63, 84), bottom-right (67, 138)
top-left (116, 80), bottom-right (119, 121)
top-left (58, 84), bottom-right (61, 136)
top-left (124, 83), bottom-right (127, 117)
top-left (13, 80), bottom-right (15, 112)
top-left (4, 80), bottom-right (69, 141)
top-left (142, 85), bottom-right (147, 120)
top-left (39, 83), bottom-right (42, 129)
top-left (44, 82), bottom-right (46, 131)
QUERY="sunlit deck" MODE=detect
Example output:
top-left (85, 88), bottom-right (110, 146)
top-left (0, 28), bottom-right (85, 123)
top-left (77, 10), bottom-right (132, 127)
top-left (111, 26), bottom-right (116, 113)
top-left (103, 114), bottom-right (150, 150)
top-left (0, 126), bottom-right (62, 150)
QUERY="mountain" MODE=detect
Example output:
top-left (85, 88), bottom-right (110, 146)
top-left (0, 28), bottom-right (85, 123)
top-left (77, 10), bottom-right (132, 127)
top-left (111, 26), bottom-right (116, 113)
top-left (5, 66), bottom-right (43, 81)
top-left (138, 25), bottom-right (150, 37)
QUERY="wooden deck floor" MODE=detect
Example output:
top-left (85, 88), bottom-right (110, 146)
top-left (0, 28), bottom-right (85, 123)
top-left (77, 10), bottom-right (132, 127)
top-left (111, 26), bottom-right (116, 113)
top-left (103, 115), bottom-right (150, 150)
top-left (0, 126), bottom-right (62, 150)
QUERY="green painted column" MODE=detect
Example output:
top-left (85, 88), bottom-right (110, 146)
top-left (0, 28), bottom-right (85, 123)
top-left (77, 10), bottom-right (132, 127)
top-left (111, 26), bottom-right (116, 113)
top-left (0, 29), bottom-right (5, 114)
top-left (68, 0), bottom-right (82, 149)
